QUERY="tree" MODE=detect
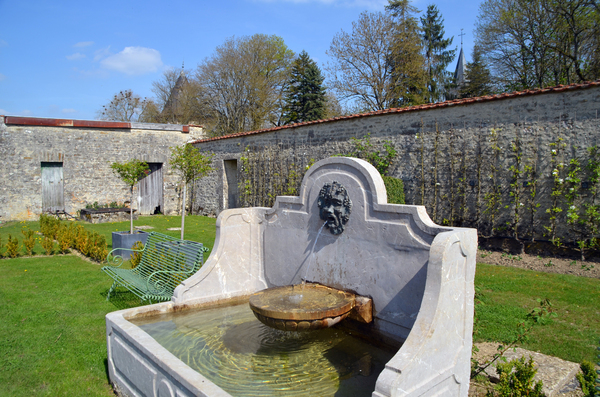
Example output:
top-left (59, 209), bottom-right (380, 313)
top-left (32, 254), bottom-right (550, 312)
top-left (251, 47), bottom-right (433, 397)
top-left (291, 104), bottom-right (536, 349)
top-left (386, 0), bottom-right (428, 107)
top-left (169, 145), bottom-right (213, 239)
top-left (138, 99), bottom-right (162, 123)
top-left (460, 46), bottom-right (496, 97)
top-left (97, 90), bottom-right (150, 122)
top-left (150, 68), bottom-right (206, 125)
top-left (282, 51), bottom-right (327, 124)
top-left (324, 91), bottom-right (344, 118)
top-left (326, 11), bottom-right (397, 111)
top-left (110, 159), bottom-right (150, 234)
top-left (475, 0), bottom-right (600, 91)
top-left (196, 34), bottom-right (294, 136)
top-left (420, 4), bottom-right (456, 103)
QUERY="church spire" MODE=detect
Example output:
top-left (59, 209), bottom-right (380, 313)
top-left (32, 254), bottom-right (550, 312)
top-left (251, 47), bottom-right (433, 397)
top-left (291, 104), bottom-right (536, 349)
top-left (454, 29), bottom-right (467, 86)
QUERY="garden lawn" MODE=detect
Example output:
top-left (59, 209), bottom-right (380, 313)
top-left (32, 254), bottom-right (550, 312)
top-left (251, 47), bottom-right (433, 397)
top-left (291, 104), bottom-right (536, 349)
top-left (0, 256), bottom-right (121, 396)
top-left (474, 263), bottom-right (600, 363)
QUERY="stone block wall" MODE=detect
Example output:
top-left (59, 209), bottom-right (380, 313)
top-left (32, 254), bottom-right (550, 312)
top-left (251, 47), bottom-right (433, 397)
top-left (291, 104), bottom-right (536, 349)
top-left (0, 117), bottom-right (205, 221)
top-left (192, 82), bottom-right (600, 247)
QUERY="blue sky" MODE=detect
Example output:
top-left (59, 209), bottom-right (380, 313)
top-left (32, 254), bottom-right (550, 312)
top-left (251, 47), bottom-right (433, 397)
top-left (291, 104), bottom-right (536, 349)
top-left (0, 0), bottom-right (481, 121)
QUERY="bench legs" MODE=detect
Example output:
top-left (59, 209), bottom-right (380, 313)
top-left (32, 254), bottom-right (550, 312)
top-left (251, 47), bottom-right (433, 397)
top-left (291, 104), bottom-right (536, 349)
top-left (107, 281), bottom-right (117, 301)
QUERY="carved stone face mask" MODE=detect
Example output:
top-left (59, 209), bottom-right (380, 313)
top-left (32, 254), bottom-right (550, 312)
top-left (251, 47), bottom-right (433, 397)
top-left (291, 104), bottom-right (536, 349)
top-left (317, 181), bottom-right (352, 235)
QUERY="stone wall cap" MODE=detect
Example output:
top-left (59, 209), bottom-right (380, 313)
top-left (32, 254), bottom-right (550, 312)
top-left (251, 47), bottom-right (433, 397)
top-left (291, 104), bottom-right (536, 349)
top-left (190, 79), bottom-right (600, 144)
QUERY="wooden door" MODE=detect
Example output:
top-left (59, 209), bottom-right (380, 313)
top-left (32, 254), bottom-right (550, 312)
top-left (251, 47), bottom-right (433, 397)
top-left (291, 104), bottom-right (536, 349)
top-left (138, 163), bottom-right (163, 214)
top-left (41, 162), bottom-right (64, 212)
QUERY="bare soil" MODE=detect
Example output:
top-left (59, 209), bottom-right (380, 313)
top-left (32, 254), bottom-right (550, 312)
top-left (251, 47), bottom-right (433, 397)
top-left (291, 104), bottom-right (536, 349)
top-left (477, 249), bottom-right (600, 279)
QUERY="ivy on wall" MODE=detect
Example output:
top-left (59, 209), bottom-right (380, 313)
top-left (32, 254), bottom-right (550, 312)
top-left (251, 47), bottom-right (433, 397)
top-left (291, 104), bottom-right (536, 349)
top-left (238, 144), bottom-right (315, 208)
top-left (232, 116), bottom-right (600, 252)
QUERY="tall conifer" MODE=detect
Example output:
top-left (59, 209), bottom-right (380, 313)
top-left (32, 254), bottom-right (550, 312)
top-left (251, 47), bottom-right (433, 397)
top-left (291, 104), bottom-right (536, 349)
top-left (386, 0), bottom-right (427, 107)
top-left (460, 46), bottom-right (495, 98)
top-left (421, 4), bottom-right (456, 103)
top-left (283, 51), bottom-right (326, 124)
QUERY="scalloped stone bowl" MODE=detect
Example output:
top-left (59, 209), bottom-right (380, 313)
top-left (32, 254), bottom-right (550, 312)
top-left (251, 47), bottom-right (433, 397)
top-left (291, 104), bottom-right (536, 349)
top-left (249, 283), bottom-right (356, 331)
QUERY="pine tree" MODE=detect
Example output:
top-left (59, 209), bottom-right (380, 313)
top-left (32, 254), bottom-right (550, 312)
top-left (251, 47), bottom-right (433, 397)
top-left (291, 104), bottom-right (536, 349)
top-left (460, 46), bottom-right (495, 98)
top-left (421, 4), bottom-right (456, 103)
top-left (283, 51), bottom-right (326, 124)
top-left (386, 0), bottom-right (427, 107)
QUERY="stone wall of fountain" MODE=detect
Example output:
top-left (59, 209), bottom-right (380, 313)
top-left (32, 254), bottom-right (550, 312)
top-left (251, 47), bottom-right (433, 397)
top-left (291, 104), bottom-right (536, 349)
top-left (105, 157), bottom-right (477, 396)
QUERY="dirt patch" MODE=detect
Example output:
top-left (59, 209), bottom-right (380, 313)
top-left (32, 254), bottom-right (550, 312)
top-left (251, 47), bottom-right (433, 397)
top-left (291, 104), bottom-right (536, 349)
top-left (477, 249), bottom-right (600, 279)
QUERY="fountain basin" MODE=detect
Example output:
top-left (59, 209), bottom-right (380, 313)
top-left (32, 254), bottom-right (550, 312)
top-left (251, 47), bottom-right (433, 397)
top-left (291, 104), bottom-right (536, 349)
top-left (105, 157), bottom-right (478, 397)
top-left (249, 283), bottom-right (356, 331)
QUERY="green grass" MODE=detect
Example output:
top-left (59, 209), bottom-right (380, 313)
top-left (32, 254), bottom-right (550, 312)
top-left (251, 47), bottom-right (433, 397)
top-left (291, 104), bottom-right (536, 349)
top-left (0, 256), bottom-right (126, 396)
top-left (0, 216), bottom-right (598, 394)
top-left (0, 215), bottom-right (217, 396)
top-left (474, 263), bottom-right (600, 363)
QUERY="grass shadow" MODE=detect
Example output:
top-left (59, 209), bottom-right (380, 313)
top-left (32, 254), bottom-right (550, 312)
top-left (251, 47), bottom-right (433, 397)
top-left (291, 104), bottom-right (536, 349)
top-left (101, 288), bottom-right (146, 310)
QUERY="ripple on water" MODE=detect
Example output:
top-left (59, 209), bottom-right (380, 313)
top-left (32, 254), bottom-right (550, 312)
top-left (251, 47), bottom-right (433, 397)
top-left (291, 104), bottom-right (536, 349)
top-left (135, 303), bottom-right (395, 397)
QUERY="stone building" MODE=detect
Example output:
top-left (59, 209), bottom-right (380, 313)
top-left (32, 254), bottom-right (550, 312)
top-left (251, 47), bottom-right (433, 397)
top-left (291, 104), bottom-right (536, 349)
top-left (0, 116), bottom-right (205, 221)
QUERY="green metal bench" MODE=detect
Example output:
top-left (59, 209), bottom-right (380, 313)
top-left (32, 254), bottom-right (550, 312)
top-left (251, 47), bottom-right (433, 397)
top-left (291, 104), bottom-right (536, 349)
top-left (101, 232), bottom-right (209, 303)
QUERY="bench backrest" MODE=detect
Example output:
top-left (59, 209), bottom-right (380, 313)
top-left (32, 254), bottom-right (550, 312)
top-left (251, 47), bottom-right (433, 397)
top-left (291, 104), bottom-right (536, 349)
top-left (133, 232), bottom-right (206, 291)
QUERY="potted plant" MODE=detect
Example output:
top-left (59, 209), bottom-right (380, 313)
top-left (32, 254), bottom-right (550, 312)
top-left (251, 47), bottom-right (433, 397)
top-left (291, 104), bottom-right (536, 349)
top-left (110, 159), bottom-right (150, 259)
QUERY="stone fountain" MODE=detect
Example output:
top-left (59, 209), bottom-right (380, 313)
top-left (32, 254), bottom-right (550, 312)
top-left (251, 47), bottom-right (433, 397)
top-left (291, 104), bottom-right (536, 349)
top-left (105, 157), bottom-right (477, 396)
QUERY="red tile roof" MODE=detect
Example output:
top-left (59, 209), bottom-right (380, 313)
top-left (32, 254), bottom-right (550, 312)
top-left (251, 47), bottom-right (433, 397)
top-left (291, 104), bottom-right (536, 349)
top-left (3, 116), bottom-right (132, 129)
top-left (191, 80), bottom-right (600, 144)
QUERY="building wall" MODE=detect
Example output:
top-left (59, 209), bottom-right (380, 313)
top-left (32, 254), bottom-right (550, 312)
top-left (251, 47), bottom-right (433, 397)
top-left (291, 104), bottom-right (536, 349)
top-left (192, 82), bottom-right (600, 244)
top-left (0, 117), bottom-right (205, 221)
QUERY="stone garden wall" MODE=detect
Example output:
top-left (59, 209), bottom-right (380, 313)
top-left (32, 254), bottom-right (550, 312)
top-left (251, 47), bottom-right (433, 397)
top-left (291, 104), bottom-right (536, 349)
top-left (0, 116), bottom-right (205, 221)
top-left (192, 82), bottom-right (600, 251)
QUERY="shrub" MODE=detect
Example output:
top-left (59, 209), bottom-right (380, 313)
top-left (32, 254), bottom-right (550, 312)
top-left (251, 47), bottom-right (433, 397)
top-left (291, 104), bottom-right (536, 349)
top-left (489, 356), bottom-right (544, 397)
top-left (6, 234), bottom-right (20, 258)
top-left (382, 176), bottom-right (405, 204)
top-left (0, 234), bottom-right (4, 258)
top-left (39, 214), bottom-right (61, 239)
top-left (21, 227), bottom-right (35, 256)
top-left (56, 224), bottom-right (73, 254)
top-left (130, 241), bottom-right (145, 268)
top-left (74, 225), bottom-right (89, 255)
top-left (88, 232), bottom-right (108, 262)
top-left (41, 236), bottom-right (55, 255)
top-left (577, 360), bottom-right (599, 397)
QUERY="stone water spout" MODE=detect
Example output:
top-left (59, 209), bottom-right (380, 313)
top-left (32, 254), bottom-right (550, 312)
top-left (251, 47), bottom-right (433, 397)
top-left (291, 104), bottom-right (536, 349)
top-left (249, 180), bottom-right (363, 331)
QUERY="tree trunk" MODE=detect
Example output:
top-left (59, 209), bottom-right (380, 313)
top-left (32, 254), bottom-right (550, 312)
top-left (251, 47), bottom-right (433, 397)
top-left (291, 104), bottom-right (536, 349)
top-left (130, 188), bottom-right (134, 234)
top-left (181, 183), bottom-right (186, 240)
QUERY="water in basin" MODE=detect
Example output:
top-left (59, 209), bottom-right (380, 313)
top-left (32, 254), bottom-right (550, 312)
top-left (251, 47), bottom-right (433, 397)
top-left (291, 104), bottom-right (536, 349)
top-left (132, 302), bottom-right (395, 396)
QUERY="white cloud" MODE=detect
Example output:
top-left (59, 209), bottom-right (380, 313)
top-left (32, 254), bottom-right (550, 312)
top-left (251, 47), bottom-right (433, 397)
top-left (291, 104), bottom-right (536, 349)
top-left (100, 46), bottom-right (163, 75)
top-left (66, 52), bottom-right (86, 61)
top-left (74, 41), bottom-right (94, 48)
top-left (94, 46), bottom-right (111, 62)
top-left (62, 108), bottom-right (77, 114)
top-left (11, 109), bottom-right (33, 117)
top-left (72, 67), bottom-right (109, 79)
top-left (351, 0), bottom-right (387, 8)
top-left (0, 108), bottom-right (33, 117)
